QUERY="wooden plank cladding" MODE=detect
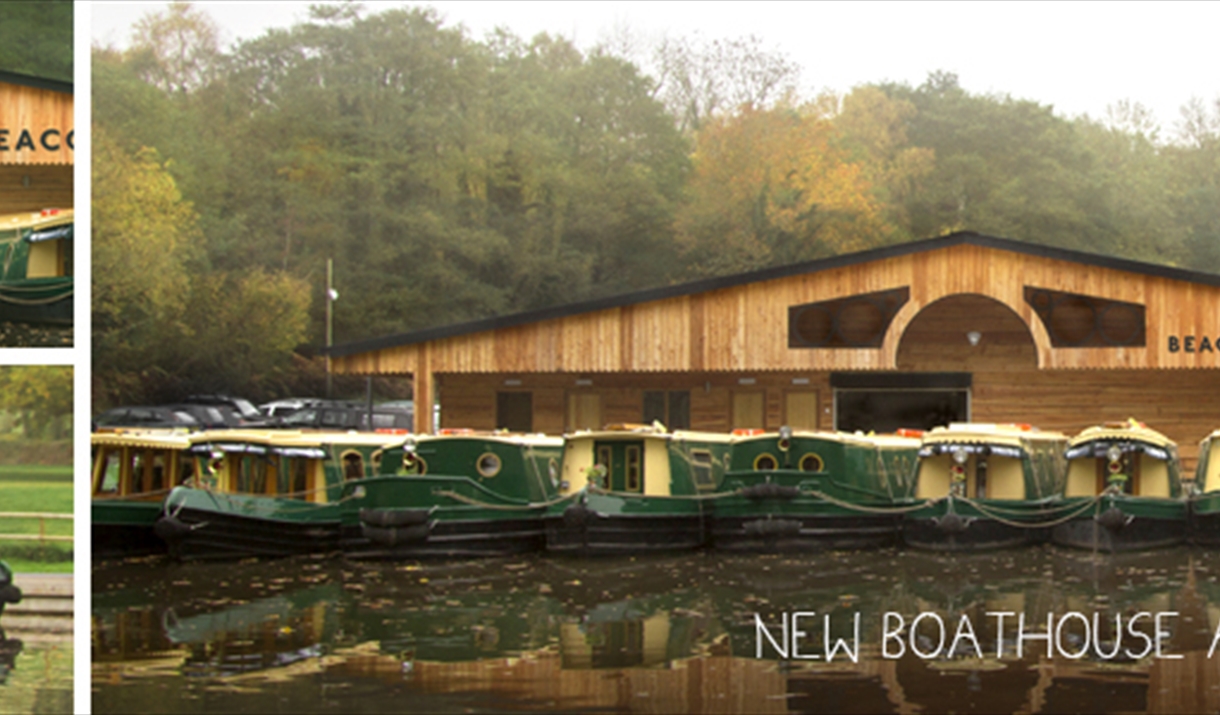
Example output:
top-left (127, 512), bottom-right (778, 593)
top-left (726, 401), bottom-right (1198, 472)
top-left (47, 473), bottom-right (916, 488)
top-left (0, 80), bottom-right (73, 166)
top-left (437, 367), bottom-right (1220, 474)
top-left (332, 241), bottom-right (1220, 377)
top-left (0, 166), bottom-right (72, 214)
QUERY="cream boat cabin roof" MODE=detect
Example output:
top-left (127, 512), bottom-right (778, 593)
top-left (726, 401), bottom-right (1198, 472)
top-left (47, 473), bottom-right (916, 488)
top-left (1064, 421), bottom-right (1179, 498)
top-left (915, 423), bottom-right (1066, 501)
top-left (922, 423), bottom-right (1068, 450)
top-left (1067, 422), bottom-right (1176, 450)
top-left (1198, 430), bottom-right (1220, 492)
top-left (0, 208), bottom-right (74, 232)
top-left (414, 430), bottom-right (564, 449)
top-left (92, 428), bottom-right (193, 451)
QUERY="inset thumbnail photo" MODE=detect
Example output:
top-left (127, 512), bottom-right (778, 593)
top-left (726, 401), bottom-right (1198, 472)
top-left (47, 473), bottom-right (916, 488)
top-left (0, 365), bottom-right (73, 712)
top-left (0, 1), bottom-right (73, 348)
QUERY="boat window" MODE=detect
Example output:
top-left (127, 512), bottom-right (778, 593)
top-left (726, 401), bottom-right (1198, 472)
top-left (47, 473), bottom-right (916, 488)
top-left (96, 448), bottom-right (121, 495)
top-left (235, 455), bottom-right (263, 494)
top-left (177, 454), bottom-right (196, 486)
top-left (342, 451), bottom-right (365, 480)
top-left (399, 454), bottom-right (427, 475)
top-left (625, 446), bottom-right (642, 491)
top-left (754, 453), bottom-right (778, 471)
top-left (370, 449), bottom-right (383, 473)
top-left (799, 453), bottom-right (824, 472)
top-left (284, 458), bottom-right (310, 499)
top-left (548, 458), bottom-right (560, 487)
top-left (690, 450), bottom-right (715, 491)
top-left (150, 453), bottom-right (167, 494)
top-left (596, 446), bottom-right (612, 488)
top-left (131, 450), bottom-right (150, 494)
top-left (251, 457), bottom-right (270, 495)
top-left (476, 452), bottom-right (502, 478)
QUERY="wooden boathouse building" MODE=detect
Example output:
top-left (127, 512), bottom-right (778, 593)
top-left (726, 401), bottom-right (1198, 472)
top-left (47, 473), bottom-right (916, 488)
top-left (329, 232), bottom-right (1220, 470)
top-left (0, 71), bottom-right (73, 214)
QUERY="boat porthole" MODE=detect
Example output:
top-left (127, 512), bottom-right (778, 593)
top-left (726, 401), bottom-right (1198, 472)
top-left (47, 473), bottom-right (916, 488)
top-left (548, 458), bottom-right (559, 487)
top-left (400, 455), bottom-right (427, 475)
top-left (754, 453), bottom-right (778, 471)
top-left (799, 453), bottom-right (824, 472)
top-left (477, 452), bottom-right (502, 478)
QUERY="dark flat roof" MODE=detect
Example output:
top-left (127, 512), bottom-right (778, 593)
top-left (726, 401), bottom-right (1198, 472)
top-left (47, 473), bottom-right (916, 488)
top-left (328, 231), bottom-right (1220, 358)
top-left (0, 70), bottom-right (72, 95)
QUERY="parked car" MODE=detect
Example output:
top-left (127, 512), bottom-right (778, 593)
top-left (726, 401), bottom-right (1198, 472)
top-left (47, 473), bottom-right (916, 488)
top-left (277, 402), bottom-right (412, 432)
top-left (93, 406), bottom-right (201, 431)
top-left (163, 403), bottom-right (234, 429)
top-left (258, 397), bottom-right (329, 420)
top-left (181, 394), bottom-right (275, 427)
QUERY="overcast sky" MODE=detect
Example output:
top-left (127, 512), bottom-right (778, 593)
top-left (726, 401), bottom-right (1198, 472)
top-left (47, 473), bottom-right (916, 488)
top-left (92, 1), bottom-right (1220, 134)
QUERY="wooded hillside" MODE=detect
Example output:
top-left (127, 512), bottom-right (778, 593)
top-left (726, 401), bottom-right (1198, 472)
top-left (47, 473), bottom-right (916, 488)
top-left (92, 3), bottom-right (1220, 408)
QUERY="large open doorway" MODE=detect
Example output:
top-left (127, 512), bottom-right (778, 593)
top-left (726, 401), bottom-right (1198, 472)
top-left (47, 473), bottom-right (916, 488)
top-left (833, 373), bottom-right (971, 433)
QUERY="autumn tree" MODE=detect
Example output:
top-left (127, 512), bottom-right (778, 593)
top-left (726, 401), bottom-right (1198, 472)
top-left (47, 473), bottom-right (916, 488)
top-left (0, 367), bottom-right (73, 440)
top-left (676, 101), bottom-right (887, 277)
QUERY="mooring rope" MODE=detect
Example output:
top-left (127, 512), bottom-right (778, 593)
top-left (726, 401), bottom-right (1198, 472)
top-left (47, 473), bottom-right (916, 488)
top-left (955, 493), bottom-right (1104, 529)
top-left (0, 288), bottom-right (71, 305)
top-left (430, 488), bottom-right (580, 511)
top-left (805, 489), bottom-right (940, 515)
top-left (586, 484), bottom-right (744, 501)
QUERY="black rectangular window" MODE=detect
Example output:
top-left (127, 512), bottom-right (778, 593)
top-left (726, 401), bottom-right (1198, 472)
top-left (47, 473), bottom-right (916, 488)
top-left (496, 392), bottom-right (533, 432)
top-left (643, 390), bottom-right (690, 430)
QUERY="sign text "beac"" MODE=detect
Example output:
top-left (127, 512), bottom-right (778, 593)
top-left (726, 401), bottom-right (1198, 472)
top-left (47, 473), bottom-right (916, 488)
top-left (0, 128), bottom-right (74, 152)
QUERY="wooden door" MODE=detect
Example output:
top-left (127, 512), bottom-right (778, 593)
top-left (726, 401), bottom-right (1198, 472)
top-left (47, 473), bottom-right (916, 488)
top-left (784, 390), bottom-right (819, 430)
top-left (732, 391), bottom-right (765, 430)
top-left (567, 392), bottom-right (602, 431)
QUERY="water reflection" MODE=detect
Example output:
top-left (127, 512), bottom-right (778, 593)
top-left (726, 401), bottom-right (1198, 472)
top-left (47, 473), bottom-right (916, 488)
top-left (93, 548), bottom-right (1220, 713)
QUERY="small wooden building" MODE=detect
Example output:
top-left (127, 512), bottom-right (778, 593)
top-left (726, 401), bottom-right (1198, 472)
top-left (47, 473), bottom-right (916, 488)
top-left (0, 71), bottom-right (73, 214)
top-left (329, 232), bottom-right (1220, 470)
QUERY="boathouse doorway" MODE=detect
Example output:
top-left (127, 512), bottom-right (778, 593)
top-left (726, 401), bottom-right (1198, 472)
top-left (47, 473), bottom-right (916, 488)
top-left (833, 293), bottom-right (1039, 433)
top-left (832, 372), bottom-right (971, 433)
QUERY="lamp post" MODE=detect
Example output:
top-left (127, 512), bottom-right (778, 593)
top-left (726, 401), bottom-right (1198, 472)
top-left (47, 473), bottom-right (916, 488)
top-left (326, 258), bottom-right (338, 398)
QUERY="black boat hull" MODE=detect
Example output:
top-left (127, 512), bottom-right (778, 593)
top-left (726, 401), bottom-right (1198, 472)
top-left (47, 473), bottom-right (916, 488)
top-left (709, 514), bottom-right (901, 553)
top-left (154, 508), bottom-right (341, 561)
top-left (545, 511), bottom-right (706, 556)
top-left (92, 523), bottom-right (166, 559)
top-left (1051, 516), bottom-right (1186, 552)
top-left (340, 517), bottom-right (545, 559)
top-left (903, 517), bottom-right (1048, 552)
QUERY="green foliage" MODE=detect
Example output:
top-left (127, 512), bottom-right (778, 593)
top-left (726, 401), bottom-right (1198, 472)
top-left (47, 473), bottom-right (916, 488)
top-left (0, 368), bottom-right (71, 440)
top-left (91, 6), bottom-right (1220, 409)
top-left (0, 1), bottom-right (72, 81)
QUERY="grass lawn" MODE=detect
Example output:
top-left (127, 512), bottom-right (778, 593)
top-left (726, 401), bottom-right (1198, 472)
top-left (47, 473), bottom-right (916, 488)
top-left (0, 465), bottom-right (72, 573)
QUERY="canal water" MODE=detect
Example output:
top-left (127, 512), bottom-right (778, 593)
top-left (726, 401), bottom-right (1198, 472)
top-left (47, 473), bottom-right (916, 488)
top-left (93, 547), bottom-right (1220, 713)
top-left (0, 637), bottom-right (72, 714)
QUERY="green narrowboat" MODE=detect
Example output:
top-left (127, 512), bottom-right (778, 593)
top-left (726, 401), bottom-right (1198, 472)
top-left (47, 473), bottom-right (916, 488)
top-left (340, 430), bottom-right (565, 558)
top-left (155, 430), bottom-right (399, 560)
top-left (903, 423), bottom-right (1070, 551)
top-left (1191, 429), bottom-right (1220, 546)
top-left (1052, 420), bottom-right (1187, 552)
top-left (0, 209), bottom-right (73, 325)
top-left (92, 429), bottom-right (197, 558)
top-left (708, 428), bottom-right (920, 552)
top-left (545, 425), bottom-right (733, 555)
